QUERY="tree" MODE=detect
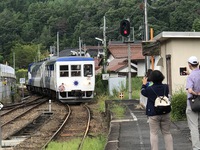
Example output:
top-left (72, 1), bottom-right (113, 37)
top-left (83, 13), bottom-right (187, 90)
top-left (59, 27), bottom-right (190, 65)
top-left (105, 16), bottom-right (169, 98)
top-left (192, 18), bottom-right (200, 31)
top-left (11, 44), bottom-right (38, 69)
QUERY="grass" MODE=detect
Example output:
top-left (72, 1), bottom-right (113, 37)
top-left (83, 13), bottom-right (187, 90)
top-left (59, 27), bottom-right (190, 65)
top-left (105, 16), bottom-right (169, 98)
top-left (110, 103), bottom-right (126, 119)
top-left (46, 135), bottom-right (106, 150)
top-left (46, 139), bottom-right (80, 150)
top-left (82, 135), bottom-right (106, 150)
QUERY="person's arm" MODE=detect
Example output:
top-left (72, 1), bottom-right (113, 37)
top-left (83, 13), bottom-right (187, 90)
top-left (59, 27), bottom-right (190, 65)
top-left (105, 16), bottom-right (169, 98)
top-left (141, 77), bottom-right (148, 97)
top-left (142, 76), bottom-right (147, 85)
top-left (188, 88), bottom-right (200, 96)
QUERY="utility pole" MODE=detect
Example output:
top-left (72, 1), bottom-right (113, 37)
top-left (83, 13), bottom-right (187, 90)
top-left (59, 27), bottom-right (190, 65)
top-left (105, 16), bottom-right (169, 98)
top-left (38, 45), bottom-right (40, 61)
top-left (131, 27), bottom-right (135, 42)
top-left (144, 0), bottom-right (150, 71)
top-left (13, 52), bottom-right (15, 71)
top-left (120, 19), bottom-right (132, 99)
top-left (79, 37), bottom-right (82, 56)
top-left (128, 35), bottom-right (132, 99)
top-left (57, 32), bottom-right (59, 57)
top-left (103, 16), bottom-right (107, 73)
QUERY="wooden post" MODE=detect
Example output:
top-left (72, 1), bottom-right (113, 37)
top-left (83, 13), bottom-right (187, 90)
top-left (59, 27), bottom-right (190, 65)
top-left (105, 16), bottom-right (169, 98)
top-left (150, 28), bottom-right (154, 70)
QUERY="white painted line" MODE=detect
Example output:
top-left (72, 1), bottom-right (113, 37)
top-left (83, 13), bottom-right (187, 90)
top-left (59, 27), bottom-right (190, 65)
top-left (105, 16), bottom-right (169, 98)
top-left (107, 140), bottom-right (119, 143)
top-left (128, 106), bottom-right (145, 150)
top-left (131, 112), bottom-right (138, 121)
top-left (111, 119), bottom-right (134, 123)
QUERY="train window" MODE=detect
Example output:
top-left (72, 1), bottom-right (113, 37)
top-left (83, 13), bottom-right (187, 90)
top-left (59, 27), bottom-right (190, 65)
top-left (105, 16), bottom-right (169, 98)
top-left (60, 65), bottom-right (69, 77)
top-left (84, 64), bottom-right (93, 77)
top-left (71, 65), bottom-right (81, 77)
top-left (50, 65), bottom-right (54, 70)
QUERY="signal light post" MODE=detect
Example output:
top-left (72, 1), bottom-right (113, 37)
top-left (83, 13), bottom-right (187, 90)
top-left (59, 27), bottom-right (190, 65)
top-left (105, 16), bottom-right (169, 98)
top-left (120, 19), bottom-right (132, 99)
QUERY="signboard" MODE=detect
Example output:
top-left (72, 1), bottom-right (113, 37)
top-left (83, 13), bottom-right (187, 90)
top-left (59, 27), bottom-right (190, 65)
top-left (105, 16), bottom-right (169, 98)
top-left (119, 92), bottom-right (124, 99)
top-left (20, 78), bottom-right (26, 84)
top-left (102, 74), bottom-right (109, 80)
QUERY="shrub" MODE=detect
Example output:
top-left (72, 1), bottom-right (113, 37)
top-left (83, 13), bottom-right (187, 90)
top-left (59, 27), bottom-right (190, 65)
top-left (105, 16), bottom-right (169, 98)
top-left (171, 89), bottom-right (187, 121)
top-left (95, 73), bottom-right (108, 95)
top-left (15, 69), bottom-right (28, 83)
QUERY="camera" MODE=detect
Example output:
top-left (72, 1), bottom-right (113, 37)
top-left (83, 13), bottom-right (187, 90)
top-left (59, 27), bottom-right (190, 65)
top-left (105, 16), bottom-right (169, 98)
top-left (180, 67), bottom-right (187, 76)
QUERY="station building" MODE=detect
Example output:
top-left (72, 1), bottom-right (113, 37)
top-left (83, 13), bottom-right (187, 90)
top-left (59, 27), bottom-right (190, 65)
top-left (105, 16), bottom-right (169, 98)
top-left (151, 31), bottom-right (200, 95)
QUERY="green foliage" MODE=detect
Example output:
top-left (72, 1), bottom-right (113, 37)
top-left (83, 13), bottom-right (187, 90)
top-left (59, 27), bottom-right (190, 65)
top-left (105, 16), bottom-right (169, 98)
top-left (0, 55), bottom-right (4, 63)
top-left (95, 73), bottom-right (108, 95)
top-left (95, 76), bottom-right (141, 100)
top-left (47, 135), bottom-right (106, 150)
top-left (171, 89), bottom-right (187, 121)
top-left (0, 0), bottom-right (199, 67)
top-left (46, 139), bottom-right (80, 150)
top-left (96, 94), bottom-right (109, 113)
top-left (132, 77), bottom-right (142, 91)
top-left (192, 18), bottom-right (200, 31)
top-left (82, 135), bottom-right (106, 150)
top-left (131, 77), bottom-right (142, 100)
top-left (110, 103), bottom-right (125, 119)
top-left (15, 69), bottom-right (28, 83)
top-left (10, 43), bottom-right (48, 69)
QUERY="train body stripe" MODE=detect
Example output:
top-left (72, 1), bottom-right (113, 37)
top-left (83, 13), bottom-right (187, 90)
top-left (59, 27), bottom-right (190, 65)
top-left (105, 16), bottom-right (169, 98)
top-left (56, 57), bottom-right (94, 61)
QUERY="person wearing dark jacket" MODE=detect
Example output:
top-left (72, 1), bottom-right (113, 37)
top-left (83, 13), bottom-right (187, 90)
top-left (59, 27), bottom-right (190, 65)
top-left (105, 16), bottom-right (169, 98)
top-left (141, 70), bottom-right (173, 150)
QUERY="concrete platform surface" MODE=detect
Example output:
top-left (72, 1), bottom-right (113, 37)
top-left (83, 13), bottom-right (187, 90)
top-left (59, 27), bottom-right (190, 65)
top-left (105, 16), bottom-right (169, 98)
top-left (105, 100), bottom-right (193, 150)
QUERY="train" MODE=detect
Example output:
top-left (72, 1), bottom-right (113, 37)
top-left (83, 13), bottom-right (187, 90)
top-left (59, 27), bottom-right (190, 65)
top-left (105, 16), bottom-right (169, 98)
top-left (26, 56), bottom-right (95, 103)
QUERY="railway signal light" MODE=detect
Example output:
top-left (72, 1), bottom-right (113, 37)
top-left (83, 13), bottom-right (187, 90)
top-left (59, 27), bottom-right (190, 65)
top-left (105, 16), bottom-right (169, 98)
top-left (120, 20), bottom-right (130, 37)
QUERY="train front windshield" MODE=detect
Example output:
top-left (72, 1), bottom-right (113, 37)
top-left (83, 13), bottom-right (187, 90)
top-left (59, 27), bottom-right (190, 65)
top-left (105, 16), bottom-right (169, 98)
top-left (59, 64), bottom-right (93, 77)
top-left (84, 64), bottom-right (93, 76)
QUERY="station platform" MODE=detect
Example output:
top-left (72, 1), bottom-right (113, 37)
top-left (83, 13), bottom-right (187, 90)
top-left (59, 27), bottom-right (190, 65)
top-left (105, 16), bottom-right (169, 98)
top-left (105, 100), bottom-right (193, 150)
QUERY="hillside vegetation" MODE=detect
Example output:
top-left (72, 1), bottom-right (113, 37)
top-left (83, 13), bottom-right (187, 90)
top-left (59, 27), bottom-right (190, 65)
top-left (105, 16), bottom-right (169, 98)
top-left (0, 0), bottom-right (200, 69)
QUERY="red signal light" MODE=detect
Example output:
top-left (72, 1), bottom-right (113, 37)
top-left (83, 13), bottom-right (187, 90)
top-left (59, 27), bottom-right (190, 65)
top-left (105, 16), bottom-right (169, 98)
top-left (120, 20), bottom-right (130, 37)
top-left (124, 30), bottom-right (128, 35)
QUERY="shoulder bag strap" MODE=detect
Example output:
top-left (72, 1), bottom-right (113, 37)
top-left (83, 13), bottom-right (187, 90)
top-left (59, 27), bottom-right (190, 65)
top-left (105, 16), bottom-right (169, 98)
top-left (150, 86), bottom-right (158, 97)
top-left (151, 85), bottom-right (166, 97)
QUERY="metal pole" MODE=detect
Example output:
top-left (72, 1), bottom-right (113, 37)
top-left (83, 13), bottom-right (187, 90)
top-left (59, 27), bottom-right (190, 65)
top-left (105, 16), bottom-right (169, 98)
top-left (103, 16), bottom-right (107, 73)
top-left (132, 27), bottom-right (135, 42)
top-left (0, 102), bottom-right (3, 148)
top-left (21, 83), bottom-right (24, 100)
top-left (79, 37), bottom-right (82, 56)
top-left (13, 52), bottom-right (15, 71)
top-left (126, 18), bottom-right (132, 100)
top-left (144, 0), bottom-right (150, 71)
top-left (128, 36), bottom-right (132, 99)
top-left (49, 100), bottom-right (51, 112)
top-left (38, 45), bottom-right (40, 61)
top-left (144, 0), bottom-right (148, 41)
top-left (57, 32), bottom-right (59, 57)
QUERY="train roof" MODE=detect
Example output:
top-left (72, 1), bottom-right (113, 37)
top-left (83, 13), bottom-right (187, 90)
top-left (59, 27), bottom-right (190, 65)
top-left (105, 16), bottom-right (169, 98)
top-left (28, 56), bottom-right (94, 68)
top-left (56, 56), bottom-right (94, 61)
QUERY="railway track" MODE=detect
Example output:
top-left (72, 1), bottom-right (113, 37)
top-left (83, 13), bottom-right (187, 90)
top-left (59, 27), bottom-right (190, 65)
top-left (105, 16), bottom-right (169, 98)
top-left (12, 101), bottom-right (69, 150)
top-left (0, 96), bottom-right (93, 150)
top-left (42, 104), bottom-right (91, 150)
top-left (1, 98), bottom-right (48, 140)
top-left (1, 98), bottom-right (47, 126)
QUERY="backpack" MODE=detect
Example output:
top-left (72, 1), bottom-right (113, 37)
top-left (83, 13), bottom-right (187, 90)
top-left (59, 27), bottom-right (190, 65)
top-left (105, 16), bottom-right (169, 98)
top-left (151, 85), bottom-right (171, 115)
